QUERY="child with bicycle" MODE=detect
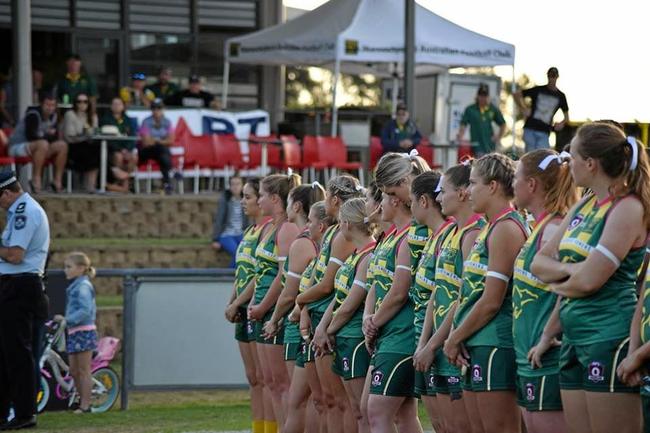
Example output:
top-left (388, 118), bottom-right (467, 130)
top-left (56, 252), bottom-right (97, 414)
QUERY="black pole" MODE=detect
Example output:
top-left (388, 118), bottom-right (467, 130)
top-left (404, 0), bottom-right (415, 117)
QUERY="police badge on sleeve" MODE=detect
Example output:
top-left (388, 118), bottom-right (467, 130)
top-left (14, 215), bottom-right (26, 230)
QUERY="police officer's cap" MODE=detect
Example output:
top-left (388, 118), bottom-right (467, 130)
top-left (0, 171), bottom-right (18, 190)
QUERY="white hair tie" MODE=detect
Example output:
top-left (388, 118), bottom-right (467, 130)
top-left (627, 136), bottom-right (639, 171)
top-left (461, 159), bottom-right (471, 166)
top-left (538, 151), bottom-right (571, 170)
top-left (355, 184), bottom-right (364, 192)
top-left (408, 149), bottom-right (419, 160)
top-left (363, 217), bottom-right (370, 224)
top-left (435, 175), bottom-right (444, 193)
top-left (312, 181), bottom-right (321, 189)
top-left (287, 167), bottom-right (293, 176)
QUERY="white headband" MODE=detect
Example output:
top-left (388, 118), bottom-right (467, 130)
top-left (627, 136), bottom-right (639, 171)
top-left (538, 151), bottom-right (571, 170)
top-left (402, 149), bottom-right (419, 160)
top-left (311, 181), bottom-right (321, 189)
top-left (0, 176), bottom-right (17, 189)
top-left (435, 175), bottom-right (444, 193)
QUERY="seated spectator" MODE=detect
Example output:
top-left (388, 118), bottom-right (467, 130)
top-left (100, 97), bottom-right (138, 192)
top-left (8, 91), bottom-right (68, 193)
top-left (138, 98), bottom-right (174, 194)
top-left (63, 92), bottom-right (100, 192)
top-left (119, 73), bottom-right (155, 108)
top-left (212, 175), bottom-right (247, 268)
top-left (145, 67), bottom-right (178, 100)
top-left (380, 102), bottom-right (421, 154)
top-left (55, 54), bottom-right (98, 106)
top-left (165, 75), bottom-right (218, 108)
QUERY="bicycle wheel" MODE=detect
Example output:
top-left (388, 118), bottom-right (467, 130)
top-left (36, 375), bottom-right (50, 413)
top-left (90, 367), bottom-right (119, 413)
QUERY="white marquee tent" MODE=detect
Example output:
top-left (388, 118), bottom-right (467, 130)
top-left (222, 0), bottom-right (515, 135)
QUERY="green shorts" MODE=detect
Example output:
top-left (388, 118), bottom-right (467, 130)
top-left (369, 352), bottom-right (415, 397)
top-left (296, 340), bottom-right (316, 368)
top-left (234, 308), bottom-right (255, 342)
top-left (559, 337), bottom-right (638, 393)
top-left (284, 342), bottom-right (301, 361)
top-left (462, 346), bottom-right (516, 392)
top-left (414, 369), bottom-right (436, 397)
top-left (254, 311), bottom-right (284, 345)
top-left (516, 374), bottom-right (563, 411)
top-left (433, 374), bottom-right (463, 399)
top-left (332, 337), bottom-right (370, 380)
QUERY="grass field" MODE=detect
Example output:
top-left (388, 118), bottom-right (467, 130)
top-left (38, 390), bottom-right (251, 433)
top-left (38, 389), bottom-right (432, 433)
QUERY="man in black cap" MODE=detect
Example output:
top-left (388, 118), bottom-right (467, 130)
top-left (0, 172), bottom-right (49, 430)
top-left (515, 67), bottom-right (569, 151)
top-left (457, 83), bottom-right (506, 156)
top-left (380, 102), bottom-right (422, 154)
top-left (165, 75), bottom-right (217, 108)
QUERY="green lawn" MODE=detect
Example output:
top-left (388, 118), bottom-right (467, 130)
top-left (38, 390), bottom-right (251, 433)
top-left (37, 389), bottom-right (432, 433)
top-left (97, 295), bottom-right (123, 308)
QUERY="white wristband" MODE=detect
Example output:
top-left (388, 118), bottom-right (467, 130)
top-left (278, 256), bottom-right (287, 262)
top-left (396, 265), bottom-right (411, 272)
top-left (330, 257), bottom-right (344, 266)
top-left (353, 279), bottom-right (366, 289)
top-left (286, 271), bottom-right (301, 279)
top-left (595, 244), bottom-right (621, 268)
top-left (486, 271), bottom-right (510, 283)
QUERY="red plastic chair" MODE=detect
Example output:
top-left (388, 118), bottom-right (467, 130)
top-left (182, 135), bottom-right (219, 194)
top-left (280, 135), bottom-right (304, 171)
top-left (370, 136), bottom-right (383, 170)
top-left (301, 136), bottom-right (328, 182)
top-left (315, 136), bottom-right (363, 183)
top-left (248, 135), bottom-right (282, 171)
top-left (416, 137), bottom-right (442, 170)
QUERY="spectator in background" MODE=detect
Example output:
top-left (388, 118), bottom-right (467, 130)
top-left (515, 66), bottom-right (569, 151)
top-left (63, 92), bottom-right (100, 192)
top-left (145, 67), bottom-right (179, 100)
top-left (138, 98), bottom-right (174, 194)
top-left (55, 54), bottom-right (98, 106)
top-left (0, 74), bottom-right (14, 127)
top-left (165, 75), bottom-right (218, 108)
top-left (31, 68), bottom-right (43, 105)
top-left (456, 83), bottom-right (506, 156)
top-left (8, 91), bottom-right (68, 193)
top-left (100, 97), bottom-right (137, 192)
top-left (380, 102), bottom-right (421, 154)
top-left (212, 175), bottom-right (247, 268)
top-left (119, 73), bottom-right (155, 108)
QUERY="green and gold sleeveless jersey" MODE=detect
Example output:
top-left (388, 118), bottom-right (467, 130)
top-left (235, 221), bottom-right (269, 305)
top-left (333, 241), bottom-right (376, 338)
top-left (513, 212), bottom-right (560, 376)
top-left (433, 214), bottom-right (486, 375)
top-left (454, 207), bottom-right (529, 348)
top-left (641, 253), bottom-right (650, 345)
top-left (408, 222), bottom-right (432, 273)
top-left (307, 224), bottom-right (340, 313)
top-left (374, 223), bottom-right (415, 355)
top-left (366, 226), bottom-right (396, 293)
top-left (558, 194), bottom-right (643, 345)
top-left (282, 230), bottom-right (315, 344)
top-left (411, 219), bottom-right (456, 340)
top-left (253, 222), bottom-right (282, 305)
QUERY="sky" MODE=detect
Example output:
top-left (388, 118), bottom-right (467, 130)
top-left (283, 0), bottom-right (650, 122)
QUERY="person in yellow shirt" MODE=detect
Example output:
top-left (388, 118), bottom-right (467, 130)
top-left (119, 73), bottom-right (155, 108)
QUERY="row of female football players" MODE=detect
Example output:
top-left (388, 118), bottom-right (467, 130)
top-left (224, 120), bottom-right (650, 433)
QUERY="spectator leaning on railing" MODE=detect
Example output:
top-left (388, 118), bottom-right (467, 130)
top-left (137, 98), bottom-right (175, 194)
top-left (212, 174), bottom-right (248, 268)
top-left (8, 91), bottom-right (68, 193)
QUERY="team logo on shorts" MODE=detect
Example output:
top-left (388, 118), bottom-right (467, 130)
top-left (428, 374), bottom-right (435, 387)
top-left (371, 370), bottom-right (384, 387)
top-left (588, 361), bottom-right (605, 383)
top-left (246, 322), bottom-right (254, 335)
top-left (301, 343), bottom-right (307, 355)
top-left (471, 365), bottom-right (483, 383)
top-left (448, 376), bottom-right (460, 385)
top-left (569, 215), bottom-right (584, 230)
top-left (525, 383), bottom-right (536, 402)
top-left (343, 357), bottom-right (350, 372)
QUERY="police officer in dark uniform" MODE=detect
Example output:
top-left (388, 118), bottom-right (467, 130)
top-left (0, 172), bottom-right (50, 430)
